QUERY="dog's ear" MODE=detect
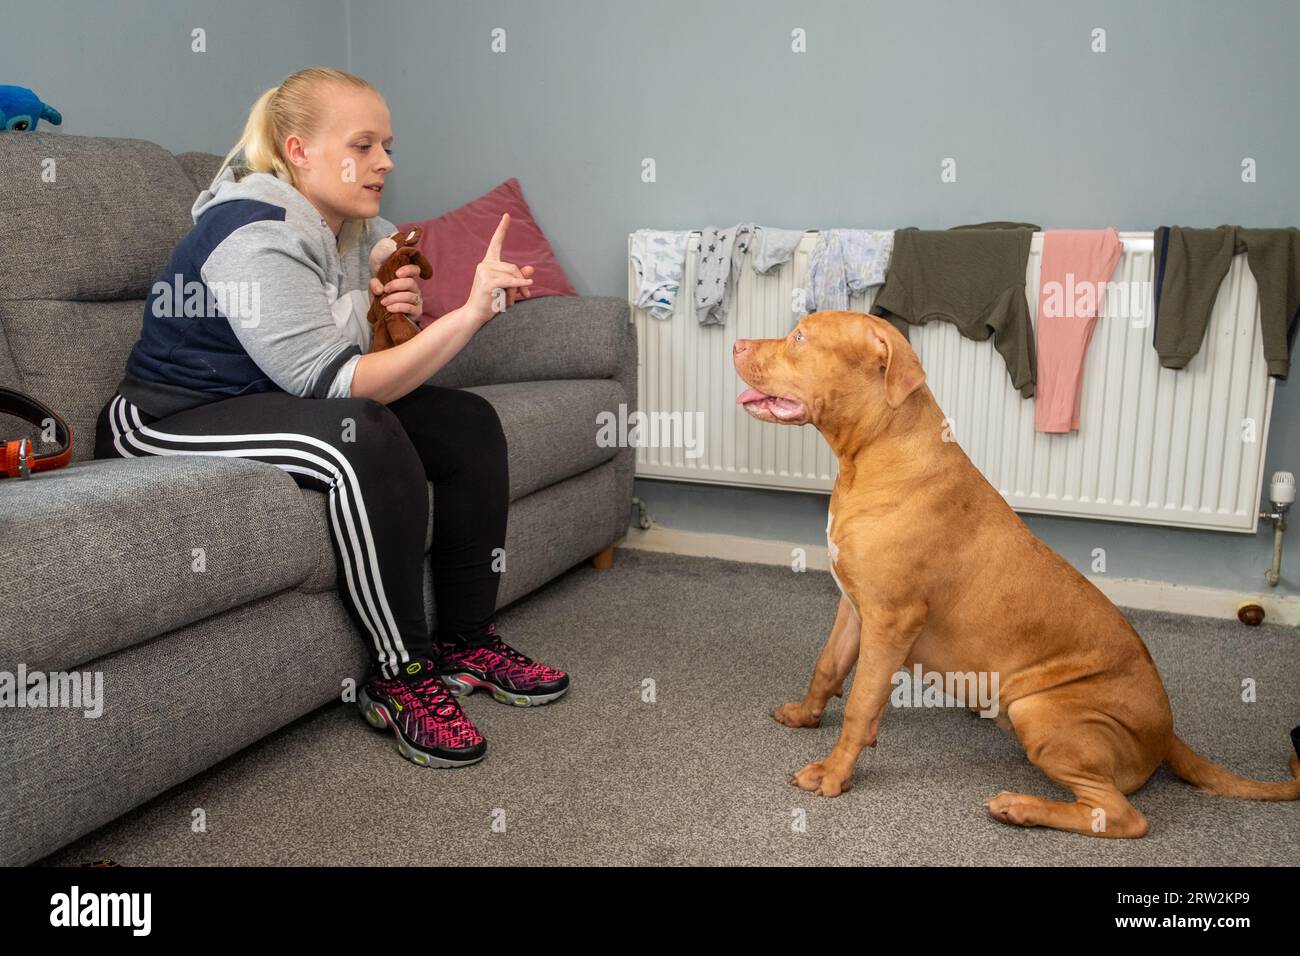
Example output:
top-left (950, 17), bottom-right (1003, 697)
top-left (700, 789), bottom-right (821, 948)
top-left (397, 228), bottom-right (431, 278)
top-left (868, 320), bottom-right (925, 409)
top-left (413, 250), bottom-right (433, 280)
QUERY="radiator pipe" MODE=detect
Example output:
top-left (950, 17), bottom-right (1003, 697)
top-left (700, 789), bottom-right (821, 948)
top-left (1258, 513), bottom-right (1286, 588)
top-left (1259, 471), bottom-right (1294, 588)
top-left (1268, 520), bottom-right (1285, 588)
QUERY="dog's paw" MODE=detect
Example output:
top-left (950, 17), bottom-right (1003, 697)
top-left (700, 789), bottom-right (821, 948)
top-left (983, 791), bottom-right (1036, 827)
top-left (772, 701), bottom-right (821, 728)
top-left (790, 760), bottom-right (852, 797)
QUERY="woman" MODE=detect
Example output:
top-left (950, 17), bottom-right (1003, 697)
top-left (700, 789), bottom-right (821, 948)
top-left (93, 67), bottom-right (568, 770)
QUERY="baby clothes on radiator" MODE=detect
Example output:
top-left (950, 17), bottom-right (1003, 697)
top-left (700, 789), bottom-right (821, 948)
top-left (870, 223), bottom-right (1039, 398)
top-left (630, 229), bottom-right (690, 320)
top-left (1034, 228), bottom-right (1124, 433)
top-left (1152, 226), bottom-right (1300, 380)
top-left (805, 229), bottom-right (895, 313)
top-left (694, 224), bottom-right (755, 326)
top-left (751, 226), bottom-right (805, 274)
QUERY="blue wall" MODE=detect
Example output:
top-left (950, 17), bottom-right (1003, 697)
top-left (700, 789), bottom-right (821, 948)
top-left (3, 0), bottom-right (347, 150)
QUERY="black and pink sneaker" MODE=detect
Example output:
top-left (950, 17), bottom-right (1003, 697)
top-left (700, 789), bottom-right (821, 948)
top-left (436, 625), bottom-right (570, 707)
top-left (358, 657), bottom-right (486, 767)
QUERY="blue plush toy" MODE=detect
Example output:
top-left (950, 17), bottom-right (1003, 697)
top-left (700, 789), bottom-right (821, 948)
top-left (0, 86), bottom-right (62, 131)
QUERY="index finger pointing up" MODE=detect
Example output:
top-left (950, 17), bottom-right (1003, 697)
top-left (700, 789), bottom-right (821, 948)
top-left (485, 213), bottom-right (510, 262)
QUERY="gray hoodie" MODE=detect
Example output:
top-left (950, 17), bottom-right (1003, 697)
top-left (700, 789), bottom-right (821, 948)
top-left (118, 162), bottom-right (397, 418)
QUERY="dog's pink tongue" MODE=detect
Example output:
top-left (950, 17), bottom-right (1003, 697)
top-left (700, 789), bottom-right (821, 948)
top-left (736, 387), bottom-right (768, 404)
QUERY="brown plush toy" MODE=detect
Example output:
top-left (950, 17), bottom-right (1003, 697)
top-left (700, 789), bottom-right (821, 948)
top-left (366, 227), bottom-right (433, 352)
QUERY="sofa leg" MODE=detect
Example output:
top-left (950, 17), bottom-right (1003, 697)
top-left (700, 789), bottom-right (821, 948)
top-left (591, 545), bottom-right (615, 570)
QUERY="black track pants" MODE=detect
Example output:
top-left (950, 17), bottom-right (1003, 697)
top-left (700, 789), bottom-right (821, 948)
top-left (93, 384), bottom-right (509, 679)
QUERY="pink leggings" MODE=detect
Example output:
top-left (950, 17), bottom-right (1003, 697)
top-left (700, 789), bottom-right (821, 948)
top-left (1034, 228), bottom-right (1124, 433)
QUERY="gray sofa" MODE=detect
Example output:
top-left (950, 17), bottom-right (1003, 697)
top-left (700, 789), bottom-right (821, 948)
top-left (0, 132), bottom-right (635, 866)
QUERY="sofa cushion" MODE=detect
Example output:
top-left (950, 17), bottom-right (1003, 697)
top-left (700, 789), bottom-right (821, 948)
top-left (174, 151), bottom-right (225, 193)
top-left (0, 299), bottom-right (145, 463)
top-left (0, 456), bottom-right (316, 674)
top-left (0, 311), bottom-right (23, 408)
top-left (428, 294), bottom-right (627, 389)
top-left (472, 379), bottom-right (625, 500)
top-left (0, 132), bottom-right (198, 301)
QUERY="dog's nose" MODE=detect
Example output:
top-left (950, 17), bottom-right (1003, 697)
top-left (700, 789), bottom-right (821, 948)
top-left (733, 340), bottom-right (748, 355)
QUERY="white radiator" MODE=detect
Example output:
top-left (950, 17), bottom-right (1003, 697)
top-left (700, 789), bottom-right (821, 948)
top-left (627, 230), bottom-right (1277, 533)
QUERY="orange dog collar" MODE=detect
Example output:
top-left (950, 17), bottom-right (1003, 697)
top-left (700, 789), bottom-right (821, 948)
top-left (0, 386), bottom-right (72, 479)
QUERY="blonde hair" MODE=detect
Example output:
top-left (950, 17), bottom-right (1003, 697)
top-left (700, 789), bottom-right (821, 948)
top-left (215, 68), bottom-right (382, 250)
top-left (219, 67), bottom-right (376, 186)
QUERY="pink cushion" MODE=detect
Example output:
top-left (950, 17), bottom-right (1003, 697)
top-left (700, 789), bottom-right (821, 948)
top-left (396, 178), bottom-right (577, 327)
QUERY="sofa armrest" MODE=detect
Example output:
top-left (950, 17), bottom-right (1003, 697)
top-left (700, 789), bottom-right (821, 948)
top-left (427, 295), bottom-right (632, 389)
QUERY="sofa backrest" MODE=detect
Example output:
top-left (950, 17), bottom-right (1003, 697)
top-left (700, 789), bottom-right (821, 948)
top-left (0, 132), bottom-right (224, 462)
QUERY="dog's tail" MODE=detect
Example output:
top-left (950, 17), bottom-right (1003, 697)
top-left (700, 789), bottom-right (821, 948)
top-left (1163, 727), bottom-right (1300, 800)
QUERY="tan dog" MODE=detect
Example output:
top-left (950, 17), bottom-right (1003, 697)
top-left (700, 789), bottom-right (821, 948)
top-left (733, 309), bottom-right (1299, 838)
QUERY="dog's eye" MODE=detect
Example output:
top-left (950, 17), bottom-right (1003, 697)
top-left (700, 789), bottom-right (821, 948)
top-left (794, 330), bottom-right (804, 343)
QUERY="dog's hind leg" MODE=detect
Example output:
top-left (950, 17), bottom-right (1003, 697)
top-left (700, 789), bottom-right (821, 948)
top-left (773, 594), bottom-right (860, 728)
top-left (985, 697), bottom-right (1153, 838)
top-left (984, 782), bottom-right (1149, 839)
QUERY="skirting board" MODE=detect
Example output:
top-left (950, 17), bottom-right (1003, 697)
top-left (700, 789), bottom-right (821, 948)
top-left (619, 526), bottom-right (1300, 628)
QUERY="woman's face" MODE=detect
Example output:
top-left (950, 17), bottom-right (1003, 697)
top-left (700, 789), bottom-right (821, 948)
top-left (285, 85), bottom-right (393, 234)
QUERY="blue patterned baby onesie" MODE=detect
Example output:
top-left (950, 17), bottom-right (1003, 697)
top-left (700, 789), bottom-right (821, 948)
top-left (805, 229), bottom-right (895, 314)
top-left (630, 229), bottom-right (690, 320)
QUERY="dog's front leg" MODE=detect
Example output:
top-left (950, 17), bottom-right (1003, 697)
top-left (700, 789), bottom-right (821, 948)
top-left (773, 594), bottom-right (860, 728)
top-left (791, 599), bottom-right (926, 797)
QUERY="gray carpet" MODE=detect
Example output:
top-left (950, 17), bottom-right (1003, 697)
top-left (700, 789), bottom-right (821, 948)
top-left (41, 549), bottom-right (1300, 866)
